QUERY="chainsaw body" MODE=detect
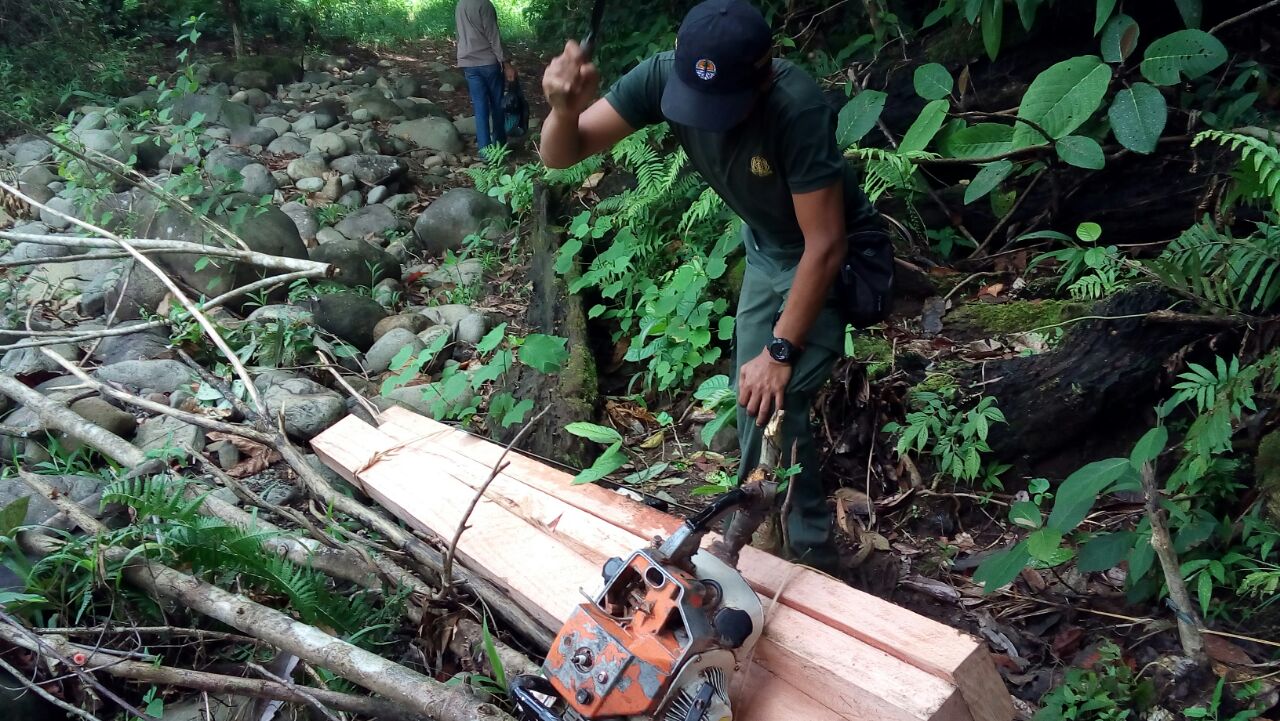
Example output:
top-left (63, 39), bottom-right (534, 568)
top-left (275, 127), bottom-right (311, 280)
top-left (512, 489), bottom-right (769, 721)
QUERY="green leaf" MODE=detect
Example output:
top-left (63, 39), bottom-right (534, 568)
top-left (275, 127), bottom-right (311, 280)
top-left (623, 462), bottom-right (670, 485)
top-left (1014, 0), bottom-right (1040, 29)
top-left (1140, 30), bottom-right (1227, 85)
top-left (1093, 0), bottom-right (1115, 35)
top-left (974, 541), bottom-right (1031, 592)
top-left (572, 441), bottom-right (628, 484)
top-left (981, 0), bottom-right (1004, 60)
top-left (1013, 55), bottom-right (1112, 147)
top-left (1174, 0), bottom-right (1201, 28)
top-left (1076, 222), bottom-right (1103, 242)
top-left (1027, 528), bottom-right (1064, 562)
top-left (480, 618), bottom-right (507, 689)
top-left (1128, 532), bottom-right (1155, 581)
top-left (1078, 531), bottom-right (1136, 572)
top-left (0, 591), bottom-right (45, 606)
top-left (990, 188), bottom-right (1017, 218)
top-left (0, 497), bottom-right (29, 536)
top-left (914, 63), bottom-right (954, 100)
top-left (1055, 136), bottom-right (1105, 169)
top-left (837, 90), bottom-right (887, 147)
top-left (1108, 82), bottom-right (1167, 154)
top-left (1197, 571), bottom-right (1212, 614)
top-left (1100, 14), bottom-right (1140, 63)
top-left (1047, 457), bottom-right (1130, 532)
top-left (517, 333), bottom-right (568, 373)
top-left (476, 322), bottom-right (508, 354)
top-left (564, 422), bottom-right (623, 445)
top-left (1009, 500), bottom-right (1042, 529)
top-left (938, 123), bottom-right (1014, 158)
top-left (964, 160), bottom-right (1014, 204)
top-left (1129, 426), bottom-right (1168, 468)
top-left (899, 99), bottom-right (950, 153)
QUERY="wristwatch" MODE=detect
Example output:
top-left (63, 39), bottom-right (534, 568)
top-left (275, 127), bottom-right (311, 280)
top-left (766, 337), bottom-right (799, 364)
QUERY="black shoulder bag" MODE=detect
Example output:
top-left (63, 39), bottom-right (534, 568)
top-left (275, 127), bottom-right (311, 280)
top-left (835, 226), bottom-right (896, 329)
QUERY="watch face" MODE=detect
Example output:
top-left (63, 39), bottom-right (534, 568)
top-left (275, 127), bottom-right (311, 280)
top-left (768, 338), bottom-right (792, 363)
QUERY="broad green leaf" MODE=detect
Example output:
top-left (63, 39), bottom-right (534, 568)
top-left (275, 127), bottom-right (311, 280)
top-left (1140, 30), bottom-right (1227, 85)
top-left (1047, 457), bottom-right (1130, 532)
top-left (0, 497), bottom-right (29, 536)
top-left (963, 0), bottom-right (983, 23)
top-left (914, 63), bottom-right (954, 101)
top-left (1009, 500), bottom-right (1042, 529)
top-left (1078, 531), bottom-right (1137, 572)
top-left (1015, 0), bottom-right (1040, 29)
top-left (964, 160), bottom-right (1014, 204)
top-left (1076, 222), bottom-right (1103, 242)
top-left (981, 0), bottom-right (1004, 60)
top-left (1128, 532), bottom-right (1155, 581)
top-left (623, 462), bottom-right (670, 485)
top-left (1056, 136), bottom-right (1105, 169)
top-left (1129, 426), bottom-right (1168, 468)
top-left (0, 591), bottom-right (45, 606)
top-left (837, 90), bottom-right (887, 147)
top-left (1175, 0), bottom-right (1202, 28)
top-left (1197, 571), bottom-right (1212, 614)
top-left (1101, 14), bottom-right (1140, 63)
top-left (938, 123), bottom-right (1014, 158)
top-left (1027, 528), bottom-right (1063, 562)
top-left (900, 99), bottom-right (950, 153)
top-left (518, 333), bottom-right (569, 373)
top-left (1013, 55), bottom-right (1112, 148)
top-left (990, 188), bottom-right (1018, 218)
top-left (1015, 229), bottom-right (1073, 242)
top-left (1093, 0), bottom-right (1115, 35)
top-left (564, 422), bottom-right (623, 445)
top-left (974, 541), bottom-right (1031, 592)
top-left (476, 322), bottom-right (508, 354)
top-left (572, 441), bottom-right (628, 484)
top-left (1108, 82), bottom-right (1167, 154)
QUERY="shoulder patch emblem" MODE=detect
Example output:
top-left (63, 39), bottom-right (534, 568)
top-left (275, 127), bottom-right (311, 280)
top-left (751, 155), bottom-right (772, 177)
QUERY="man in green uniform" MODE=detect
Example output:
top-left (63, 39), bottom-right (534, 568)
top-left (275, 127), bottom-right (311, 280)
top-left (540, 0), bottom-right (883, 570)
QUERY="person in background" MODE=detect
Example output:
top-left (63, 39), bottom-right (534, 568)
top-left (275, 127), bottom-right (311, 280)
top-left (455, 0), bottom-right (507, 153)
top-left (503, 63), bottom-right (530, 139)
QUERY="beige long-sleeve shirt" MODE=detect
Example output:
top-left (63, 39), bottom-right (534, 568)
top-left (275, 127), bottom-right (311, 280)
top-left (455, 0), bottom-right (505, 67)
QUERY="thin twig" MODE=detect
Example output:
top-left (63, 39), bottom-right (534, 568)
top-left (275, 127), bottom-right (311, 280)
top-left (439, 406), bottom-right (551, 599)
top-left (0, 654), bottom-right (105, 721)
top-left (971, 167), bottom-right (1048, 257)
top-left (1141, 460), bottom-right (1206, 659)
top-left (0, 231), bottom-right (330, 274)
top-left (1209, 0), bottom-right (1280, 33)
top-left (248, 662), bottom-right (343, 721)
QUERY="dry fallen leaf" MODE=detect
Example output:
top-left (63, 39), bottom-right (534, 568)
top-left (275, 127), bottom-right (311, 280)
top-left (639, 431), bottom-right (665, 450)
top-left (208, 432), bottom-right (282, 479)
top-left (979, 282), bottom-right (1005, 297)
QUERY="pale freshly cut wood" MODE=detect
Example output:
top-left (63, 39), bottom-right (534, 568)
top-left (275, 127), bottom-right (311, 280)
top-left (320, 416), bottom-right (970, 721)
top-left (374, 407), bottom-right (1013, 721)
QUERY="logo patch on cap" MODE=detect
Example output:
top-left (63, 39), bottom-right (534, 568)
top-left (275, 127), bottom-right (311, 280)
top-left (695, 58), bottom-right (717, 81)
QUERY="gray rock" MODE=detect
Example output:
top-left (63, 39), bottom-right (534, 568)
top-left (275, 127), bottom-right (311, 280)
top-left (247, 304), bottom-right (314, 325)
top-left (393, 75), bottom-right (424, 98)
top-left (339, 191), bottom-right (363, 209)
top-left (89, 322), bottom-right (173, 364)
top-left (95, 359), bottom-right (194, 394)
top-left (423, 258), bottom-right (483, 288)
top-left (383, 385), bottom-right (435, 415)
top-left (231, 88), bottom-right (271, 109)
top-left (12, 138), bottom-right (53, 166)
top-left (412, 188), bottom-right (509, 254)
top-left (239, 163), bottom-right (277, 196)
top-left (258, 116), bottom-right (293, 136)
top-left (385, 240), bottom-right (410, 263)
top-left (210, 55), bottom-right (301, 87)
top-left (349, 67), bottom-right (382, 86)
top-left (310, 237), bottom-right (401, 288)
top-left (310, 131), bottom-right (347, 159)
top-left (1, 237), bottom-right (72, 265)
top-left (335, 204), bottom-right (402, 240)
top-left (95, 261), bottom-right (169, 321)
top-left (268, 134), bottom-right (311, 156)
top-left (420, 304), bottom-right (475, 328)
top-left (255, 370), bottom-right (346, 441)
top-left (205, 146), bottom-right (257, 179)
top-left (204, 127), bottom-right (232, 142)
top-left (365, 327), bottom-right (425, 373)
top-left (384, 193), bottom-right (417, 212)
top-left (456, 312), bottom-right (489, 345)
top-left (234, 70), bottom-right (274, 90)
top-left (389, 117), bottom-right (463, 153)
top-left (346, 89), bottom-right (403, 121)
top-left (74, 111), bottom-right (107, 133)
top-left (136, 414), bottom-right (205, 456)
top-left (296, 177), bottom-right (325, 193)
top-left (39, 196), bottom-right (79, 230)
top-left (72, 128), bottom-right (133, 163)
top-left (231, 125), bottom-right (278, 147)
top-left (19, 165), bottom-right (58, 189)
top-left (171, 94), bottom-right (254, 130)
top-left (0, 472), bottom-right (102, 527)
top-left (0, 343), bottom-right (77, 377)
top-left (373, 313), bottom-right (432, 342)
top-left (280, 201), bottom-right (318, 241)
top-left (208, 439), bottom-right (241, 470)
top-left (286, 153), bottom-right (328, 180)
top-left (329, 154), bottom-right (406, 186)
top-left (303, 70), bottom-right (335, 84)
top-left (351, 108), bottom-right (372, 123)
top-left (439, 69), bottom-right (465, 87)
top-left (315, 227), bottom-right (346, 245)
top-left (366, 185), bottom-right (390, 204)
top-left (439, 83), bottom-right (456, 93)
top-left (313, 293), bottom-right (389, 350)
top-left (453, 115), bottom-right (478, 137)
top-left (316, 176), bottom-right (343, 203)
top-left (70, 397), bottom-right (137, 441)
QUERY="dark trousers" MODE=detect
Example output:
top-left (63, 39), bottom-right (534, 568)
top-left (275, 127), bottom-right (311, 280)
top-left (464, 64), bottom-right (506, 152)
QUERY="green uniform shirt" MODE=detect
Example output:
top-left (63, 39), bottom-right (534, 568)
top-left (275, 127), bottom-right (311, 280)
top-left (606, 51), bottom-right (878, 268)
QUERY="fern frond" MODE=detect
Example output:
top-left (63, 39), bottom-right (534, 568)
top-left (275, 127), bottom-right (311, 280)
top-left (102, 477), bottom-right (203, 522)
top-left (1193, 130), bottom-right (1280, 213)
top-left (1148, 218), bottom-right (1280, 313)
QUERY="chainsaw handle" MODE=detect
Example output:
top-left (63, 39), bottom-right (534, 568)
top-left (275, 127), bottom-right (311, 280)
top-left (510, 675), bottom-right (565, 721)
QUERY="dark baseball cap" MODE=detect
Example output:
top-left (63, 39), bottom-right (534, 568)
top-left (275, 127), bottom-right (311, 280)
top-left (661, 0), bottom-right (774, 132)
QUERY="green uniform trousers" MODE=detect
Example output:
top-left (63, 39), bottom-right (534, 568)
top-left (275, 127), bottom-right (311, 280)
top-left (733, 254), bottom-right (843, 570)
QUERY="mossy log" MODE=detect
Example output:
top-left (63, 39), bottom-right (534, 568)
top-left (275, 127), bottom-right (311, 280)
top-left (965, 285), bottom-right (1205, 462)
top-left (497, 183), bottom-right (599, 467)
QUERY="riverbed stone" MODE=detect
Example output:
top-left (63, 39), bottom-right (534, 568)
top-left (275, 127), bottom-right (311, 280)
top-left (329, 154), bottom-right (406, 186)
top-left (365, 327), bottom-right (425, 373)
top-left (335, 204), bottom-right (402, 240)
top-left (96, 359), bottom-right (194, 394)
top-left (412, 188), bottom-right (508, 254)
top-left (389, 117), bottom-right (463, 154)
top-left (255, 370), bottom-right (346, 441)
top-left (313, 293), bottom-right (389, 350)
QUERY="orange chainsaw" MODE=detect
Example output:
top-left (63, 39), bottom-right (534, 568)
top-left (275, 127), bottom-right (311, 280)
top-left (509, 482), bottom-right (775, 721)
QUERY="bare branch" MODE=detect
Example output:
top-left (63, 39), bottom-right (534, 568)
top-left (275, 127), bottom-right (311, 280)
top-left (1141, 460), bottom-right (1206, 660)
top-left (0, 654), bottom-right (106, 721)
top-left (0, 231), bottom-right (332, 275)
top-left (0, 373), bottom-right (147, 466)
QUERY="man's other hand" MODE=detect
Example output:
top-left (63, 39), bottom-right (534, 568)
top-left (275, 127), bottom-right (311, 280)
top-left (543, 40), bottom-right (600, 116)
top-left (738, 349), bottom-right (792, 427)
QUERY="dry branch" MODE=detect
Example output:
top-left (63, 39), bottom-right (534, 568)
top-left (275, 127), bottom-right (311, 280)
top-left (0, 231), bottom-right (331, 274)
top-left (0, 373), bottom-right (148, 466)
top-left (1140, 461), bottom-right (1206, 660)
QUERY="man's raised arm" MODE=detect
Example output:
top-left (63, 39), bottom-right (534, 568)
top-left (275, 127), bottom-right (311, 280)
top-left (540, 41), bottom-right (634, 169)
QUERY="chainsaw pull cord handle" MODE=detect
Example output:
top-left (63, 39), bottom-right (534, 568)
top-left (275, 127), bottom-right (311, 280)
top-left (509, 675), bottom-right (566, 721)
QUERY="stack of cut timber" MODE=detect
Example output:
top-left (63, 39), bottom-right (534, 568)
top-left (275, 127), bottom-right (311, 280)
top-left (311, 407), bottom-right (1013, 721)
